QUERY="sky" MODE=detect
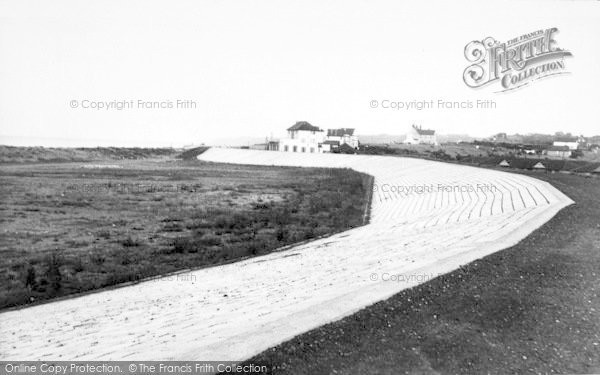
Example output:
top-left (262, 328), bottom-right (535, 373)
top-left (0, 0), bottom-right (599, 147)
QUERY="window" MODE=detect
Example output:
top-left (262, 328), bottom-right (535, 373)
top-left (293, 146), bottom-right (297, 152)
top-left (301, 147), bottom-right (306, 153)
top-left (284, 145), bottom-right (289, 152)
top-left (310, 148), bottom-right (315, 153)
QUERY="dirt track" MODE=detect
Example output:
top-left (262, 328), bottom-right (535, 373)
top-left (0, 149), bottom-right (573, 360)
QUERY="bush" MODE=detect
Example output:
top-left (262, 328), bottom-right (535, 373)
top-left (45, 252), bottom-right (63, 293)
top-left (171, 235), bottom-right (221, 254)
top-left (71, 257), bottom-right (85, 272)
top-left (276, 226), bottom-right (288, 242)
top-left (431, 150), bottom-right (452, 160)
top-left (90, 253), bottom-right (106, 265)
top-left (25, 264), bottom-right (36, 291)
top-left (122, 236), bottom-right (140, 247)
top-left (199, 234), bottom-right (221, 246)
top-left (172, 238), bottom-right (193, 254)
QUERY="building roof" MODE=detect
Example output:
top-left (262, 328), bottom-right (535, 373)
top-left (498, 160), bottom-right (510, 167)
top-left (554, 137), bottom-right (578, 143)
top-left (327, 128), bottom-right (355, 137)
top-left (412, 124), bottom-right (435, 136)
top-left (533, 162), bottom-right (546, 169)
top-left (287, 121), bottom-right (322, 132)
top-left (547, 145), bottom-right (571, 151)
top-left (323, 140), bottom-right (340, 146)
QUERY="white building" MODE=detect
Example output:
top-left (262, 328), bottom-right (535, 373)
top-left (553, 137), bottom-right (579, 150)
top-left (279, 121), bottom-right (326, 153)
top-left (545, 145), bottom-right (572, 158)
top-left (325, 128), bottom-right (359, 150)
top-left (404, 124), bottom-right (437, 145)
top-left (272, 122), bottom-right (361, 153)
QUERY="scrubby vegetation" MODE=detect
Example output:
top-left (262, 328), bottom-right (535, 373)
top-left (358, 144), bottom-right (600, 173)
top-left (452, 154), bottom-right (599, 172)
top-left (0, 160), bottom-right (371, 309)
top-left (0, 145), bottom-right (177, 163)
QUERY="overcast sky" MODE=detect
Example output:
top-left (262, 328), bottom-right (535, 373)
top-left (0, 0), bottom-right (598, 147)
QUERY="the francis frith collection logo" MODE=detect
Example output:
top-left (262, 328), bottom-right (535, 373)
top-left (463, 27), bottom-right (572, 92)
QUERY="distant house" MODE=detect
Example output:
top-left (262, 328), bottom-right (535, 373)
top-left (270, 122), bottom-right (360, 153)
top-left (326, 128), bottom-right (359, 149)
top-left (321, 140), bottom-right (339, 153)
top-left (492, 133), bottom-right (508, 142)
top-left (519, 144), bottom-right (544, 155)
top-left (553, 137), bottom-right (579, 150)
top-left (404, 124), bottom-right (437, 145)
top-left (249, 139), bottom-right (281, 151)
top-left (533, 162), bottom-right (546, 170)
top-left (265, 140), bottom-right (278, 151)
top-left (498, 159), bottom-right (510, 167)
top-left (279, 121), bottom-right (326, 153)
top-left (545, 145), bottom-right (572, 158)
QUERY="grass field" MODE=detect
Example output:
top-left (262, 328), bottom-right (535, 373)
top-left (244, 171), bottom-right (600, 374)
top-left (0, 159), bottom-right (371, 309)
top-left (0, 145), bottom-right (178, 163)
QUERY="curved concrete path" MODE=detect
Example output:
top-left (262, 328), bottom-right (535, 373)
top-left (0, 149), bottom-right (573, 360)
